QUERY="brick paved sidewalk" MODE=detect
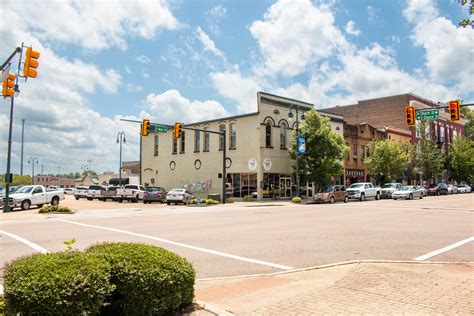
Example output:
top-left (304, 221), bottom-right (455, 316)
top-left (195, 262), bottom-right (474, 315)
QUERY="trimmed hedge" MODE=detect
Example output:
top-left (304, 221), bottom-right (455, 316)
top-left (3, 252), bottom-right (113, 315)
top-left (38, 205), bottom-right (73, 213)
top-left (87, 242), bottom-right (195, 315)
top-left (292, 197), bottom-right (302, 203)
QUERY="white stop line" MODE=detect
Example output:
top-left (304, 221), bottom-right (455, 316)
top-left (414, 236), bottom-right (474, 261)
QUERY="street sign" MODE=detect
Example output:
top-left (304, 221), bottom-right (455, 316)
top-left (1, 64), bottom-right (11, 82)
top-left (150, 125), bottom-right (167, 133)
top-left (416, 109), bottom-right (439, 121)
top-left (297, 136), bottom-right (306, 155)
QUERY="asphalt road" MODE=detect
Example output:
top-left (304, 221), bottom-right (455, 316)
top-left (1, 194), bottom-right (473, 278)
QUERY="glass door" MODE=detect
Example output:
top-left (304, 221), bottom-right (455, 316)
top-left (279, 177), bottom-right (292, 199)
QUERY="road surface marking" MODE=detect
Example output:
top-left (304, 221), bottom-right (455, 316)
top-left (53, 218), bottom-right (294, 270)
top-left (0, 229), bottom-right (48, 254)
top-left (414, 236), bottom-right (474, 261)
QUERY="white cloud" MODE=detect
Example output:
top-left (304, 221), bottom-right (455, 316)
top-left (127, 83), bottom-right (144, 92)
top-left (249, 0), bottom-right (348, 77)
top-left (124, 65), bottom-right (132, 74)
top-left (367, 5), bottom-right (379, 24)
top-left (141, 90), bottom-right (230, 124)
top-left (143, 72), bottom-right (151, 79)
top-left (7, 0), bottom-right (179, 50)
top-left (136, 55), bottom-right (150, 64)
top-left (403, 0), bottom-right (438, 24)
top-left (345, 21), bottom-right (361, 36)
top-left (209, 5), bottom-right (227, 17)
top-left (196, 26), bottom-right (225, 59)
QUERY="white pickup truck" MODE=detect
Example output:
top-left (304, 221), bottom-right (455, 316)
top-left (115, 184), bottom-right (146, 203)
top-left (1, 185), bottom-right (65, 210)
top-left (346, 182), bottom-right (381, 201)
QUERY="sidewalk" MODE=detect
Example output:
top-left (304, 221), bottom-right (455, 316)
top-left (195, 261), bottom-right (474, 315)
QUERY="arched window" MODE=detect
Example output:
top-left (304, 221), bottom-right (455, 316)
top-left (265, 121), bottom-right (272, 148)
top-left (280, 122), bottom-right (287, 149)
top-left (204, 127), bottom-right (210, 151)
top-left (219, 124), bottom-right (226, 150)
top-left (229, 123), bottom-right (237, 149)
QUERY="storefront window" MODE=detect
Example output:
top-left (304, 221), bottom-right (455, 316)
top-left (228, 173), bottom-right (257, 198)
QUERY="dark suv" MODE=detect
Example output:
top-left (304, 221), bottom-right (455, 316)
top-left (427, 183), bottom-right (448, 196)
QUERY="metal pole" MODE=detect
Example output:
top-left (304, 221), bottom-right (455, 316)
top-left (222, 129), bottom-right (227, 204)
top-left (296, 106), bottom-right (300, 198)
top-left (20, 119), bottom-right (25, 175)
top-left (32, 161), bottom-right (35, 184)
top-left (119, 134), bottom-right (123, 186)
top-left (57, 166), bottom-right (61, 187)
top-left (3, 95), bottom-right (15, 212)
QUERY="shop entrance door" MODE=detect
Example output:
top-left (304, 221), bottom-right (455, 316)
top-left (279, 177), bottom-right (292, 199)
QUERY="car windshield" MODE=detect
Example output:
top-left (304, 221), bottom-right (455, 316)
top-left (348, 184), bottom-right (364, 189)
top-left (147, 188), bottom-right (161, 192)
top-left (108, 187), bottom-right (117, 191)
top-left (170, 189), bottom-right (185, 193)
top-left (15, 186), bottom-right (34, 193)
top-left (383, 184), bottom-right (396, 188)
top-left (322, 187), bottom-right (333, 193)
top-left (400, 186), bottom-right (413, 191)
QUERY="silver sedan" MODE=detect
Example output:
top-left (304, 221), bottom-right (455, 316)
top-left (392, 186), bottom-right (423, 200)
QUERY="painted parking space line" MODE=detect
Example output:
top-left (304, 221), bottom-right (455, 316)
top-left (53, 218), bottom-right (294, 271)
top-left (0, 229), bottom-right (49, 254)
top-left (414, 236), bottom-right (474, 261)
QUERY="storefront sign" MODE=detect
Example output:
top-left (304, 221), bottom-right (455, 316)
top-left (248, 158), bottom-right (257, 171)
top-left (263, 157), bottom-right (272, 171)
top-left (345, 169), bottom-right (365, 177)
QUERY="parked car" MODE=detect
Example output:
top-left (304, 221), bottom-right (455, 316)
top-left (418, 185), bottom-right (428, 197)
top-left (100, 186), bottom-right (119, 201)
top-left (1, 185), bottom-right (64, 210)
top-left (346, 183), bottom-right (381, 201)
top-left (143, 187), bottom-right (167, 204)
top-left (427, 183), bottom-right (448, 196)
top-left (314, 185), bottom-right (348, 204)
top-left (86, 185), bottom-right (106, 200)
top-left (380, 183), bottom-right (403, 199)
top-left (457, 184), bottom-right (472, 193)
top-left (64, 188), bottom-right (75, 195)
top-left (166, 188), bottom-right (193, 205)
top-left (392, 186), bottom-right (423, 200)
top-left (234, 185), bottom-right (257, 197)
top-left (116, 184), bottom-right (146, 203)
top-left (447, 185), bottom-right (458, 194)
top-left (74, 186), bottom-right (89, 200)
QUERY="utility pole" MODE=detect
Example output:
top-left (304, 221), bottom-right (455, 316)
top-left (87, 160), bottom-right (92, 171)
top-left (28, 157), bottom-right (38, 185)
top-left (57, 166), bottom-right (61, 187)
top-left (117, 132), bottom-right (126, 186)
top-left (41, 164), bottom-right (44, 175)
top-left (20, 118), bottom-right (25, 175)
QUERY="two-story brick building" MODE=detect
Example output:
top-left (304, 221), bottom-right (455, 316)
top-left (141, 92), bottom-right (344, 200)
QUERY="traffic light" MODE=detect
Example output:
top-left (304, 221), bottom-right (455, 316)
top-left (2, 73), bottom-right (16, 97)
top-left (23, 47), bottom-right (40, 78)
top-left (173, 122), bottom-right (182, 139)
top-left (405, 106), bottom-right (416, 126)
top-left (141, 119), bottom-right (150, 136)
top-left (448, 100), bottom-right (460, 121)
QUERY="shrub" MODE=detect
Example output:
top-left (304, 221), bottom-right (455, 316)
top-left (3, 252), bottom-right (113, 315)
top-left (243, 194), bottom-right (254, 201)
top-left (0, 296), bottom-right (4, 315)
top-left (38, 205), bottom-right (73, 213)
top-left (87, 242), bottom-right (195, 315)
top-left (190, 198), bottom-right (198, 204)
top-left (205, 198), bottom-right (219, 205)
top-left (292, 197), bottom-right (302, 204)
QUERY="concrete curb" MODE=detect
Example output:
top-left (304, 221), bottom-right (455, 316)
top-left (195, 299), bottom-right (234, 315)
top-left (197, 259), bottom-right (474, 282)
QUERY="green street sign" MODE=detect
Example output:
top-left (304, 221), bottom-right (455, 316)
top-left (416, 109), bottom-right (439, 121)
top-left (150, 125), bottom-right (168, 133)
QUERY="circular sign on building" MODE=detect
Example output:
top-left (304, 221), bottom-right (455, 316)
top-left (263, 157), bottom-right (272, 171)
top-left (248, 158), bottom-right (257, 171)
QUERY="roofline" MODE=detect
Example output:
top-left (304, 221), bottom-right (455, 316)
top-left (258, 91), bottom-right (314, 108)
top-left (185, 112), bottom-right (259, 126)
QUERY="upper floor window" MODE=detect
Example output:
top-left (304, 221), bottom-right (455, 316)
top-left (229, 123), bottom-right (237, 149)
top-left (172, 136), bottom-right (177, 154)
top-left (180, 131), bottom-right (186, 153)
top-left (219, 124), bottom-right (225, 150)
top-left (361, 145), bottom-right (365, 160)
top-left (194, 130), bottom-right (200, 152)
top-left (204, 127), bottom-right (210, 152)
top-left (353, 144), bottom-right (358, 160)
top-left (265, 122), bottom-right (272, 148)
top-left (154, 134), bottom-right (159, 156)
top-left (280, 122), bottom-right (287, 149)
top-left (440, 127), bottom-right (445, 143)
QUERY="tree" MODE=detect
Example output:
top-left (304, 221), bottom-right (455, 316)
top-left (415, 139), bottom-right (445, 184)
top-left (461, 107), bottom-right (473, 141)
top-left (288, 109), bottom-right (348, 188)
top-left (364, 140), bottom-right (413, 184)
top-left (447, 136), bottom-right (474, 183)
top-left (0, 174), bottom-right (32, 186)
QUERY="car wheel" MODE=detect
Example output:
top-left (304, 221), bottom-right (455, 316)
top-left (51, 196), bottom-right (60, 205)
top-left (330, 196), bottom-right (335, 204)
top-left (87, 197), bottom-right (93, 201)
top-left (75, 197), bottom-right (79, 200)
top-left (393, 198), bottom-right (397, 200)
top-left (118, 198), bottom-right (123, 203)
top-left (344, 196), bottom-right (348, 203)
top-left (409, 194), bottom-right (413, 200)
top-left (375, 193), bottom-right (380, 200)
top-left (360, 193), bottom-right (365, 201)
top-left (21, 200), bottom-right (31, 210)
top-left (167, 202), bottom-right (170, 205)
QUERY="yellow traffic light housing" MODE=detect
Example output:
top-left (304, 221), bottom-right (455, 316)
top-left (405, 106), bottom-right (416, 126)
top-left (23, 47), bottom-right (40, 78)
top-left (174, 122), bottom-right (182, 139)
top-left (448, 100), bottom-right (460, 121)
top-left (141, 119), bottom-right (150, 136)
top-left (2, 73), bottom-right (16, 97)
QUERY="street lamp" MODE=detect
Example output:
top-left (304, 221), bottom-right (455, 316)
top-left (81, 164), bottom-right (89, 175)
top-left (28, 157), bottom-right (39, 184)
top-left (117, 131), bottom-right (126, 186)
top-left (57, 166), bottom-right (61, 187)
top-left (288, 105), bottom-right (305, 198)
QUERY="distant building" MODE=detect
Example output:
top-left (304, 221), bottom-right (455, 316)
top-left (33, 175), bottom-right (75, 188)
top-left (74, 174), bottom-right (100, 187)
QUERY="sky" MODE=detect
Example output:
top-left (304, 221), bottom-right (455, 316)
top-left (1, 0), bottom-right (473, 176)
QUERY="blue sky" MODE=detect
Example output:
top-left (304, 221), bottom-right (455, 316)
top-left (0, 0), bottom-right (473, 174)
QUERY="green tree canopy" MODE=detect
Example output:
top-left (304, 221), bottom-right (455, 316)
top-left (415, 139), bottom-right (445, 183)
top-left (364, 140), bottom-right (413, 183)
top-left (461, 107), bottom-right (473, 141)
top-left (288, 109), bottom-right (348, 188)
top-left (0, 174), bottom-right (32, 187)
top-left (447, 137), bottom-right (474, 183)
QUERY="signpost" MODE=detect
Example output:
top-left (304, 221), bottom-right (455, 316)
top-left (149, 125), bottom-right (167, 133)
top-left (416, 109), bottom-right (439, 121)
